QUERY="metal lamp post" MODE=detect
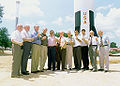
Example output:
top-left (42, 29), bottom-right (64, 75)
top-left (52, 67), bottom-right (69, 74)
top-left (15, 0), bottom-right (20, 29)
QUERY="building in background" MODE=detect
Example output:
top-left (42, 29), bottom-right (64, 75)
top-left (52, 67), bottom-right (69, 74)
top-left (74, 0), bottom-right (97, 37)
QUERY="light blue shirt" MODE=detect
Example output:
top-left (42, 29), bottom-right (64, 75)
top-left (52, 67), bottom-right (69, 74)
top-left (31, 31), bottom-right (41, 45)
top-left (98, 36), bottom-right (109, 46)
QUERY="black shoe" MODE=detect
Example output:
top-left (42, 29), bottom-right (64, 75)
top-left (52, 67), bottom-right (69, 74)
top-left (92, 69), bottom-right (97, 72)
top-left (98, 69), bottom-right (104, 71)
top-left (77, 68), bottom-right (81, 71)
top-left (81, 67), bottom-right (85, 69)
top-left (104, 70), bottom-right (108, 72)
top-left (85, 67), bottom-right (89, 70)
top-left (90, 68), bottom-right (93, 71)
top-left (22, 72), bottom-right (29, 75)
top-left (31, 71), bottom-right (37, 73)
top-left (31, 70), bottom-right (39, 73)
top-left (82, 68), bottom-right (86, 71)
top-left (40, 70), bottom-right (44, 72)
top-left (72, 68), bottom-right (77, 70)
top-left (69, 68), bottom-right (72, 70)
top-left (53, 69), bottom-right (55, 71)
top-left (47, 68), bottom-right (51, 70)
top-left (26, 71), bottom-right (29, 73)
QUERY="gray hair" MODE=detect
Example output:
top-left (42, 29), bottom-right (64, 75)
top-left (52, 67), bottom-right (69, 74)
top-left (90, 30), bottom-right (94, 33)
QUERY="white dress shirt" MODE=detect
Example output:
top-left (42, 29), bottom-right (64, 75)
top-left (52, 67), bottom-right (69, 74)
top-left (66, 37), bottom-right (74, 45)
top-left (21, 29), bottom-right (31, 39)
top-left (98, 36), bottom-right (109, 46)
top-left (88, 36), bottom-right (98, 46)
top-left (80, 34), bottom-right (88, 46)
top-left (73, 35), bottom-right (82, 47)
top-left (59, 36), bottom-right (66, 47)
top-left (11, 30), bottom-right (23, 42)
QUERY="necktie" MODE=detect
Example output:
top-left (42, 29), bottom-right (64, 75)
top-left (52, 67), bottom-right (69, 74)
top-left (100, 37), bottom-right (103, 46)
top-left (90, 37), bottom-right (92, 45)
top-left (59, 37), bottom-right (61, 46)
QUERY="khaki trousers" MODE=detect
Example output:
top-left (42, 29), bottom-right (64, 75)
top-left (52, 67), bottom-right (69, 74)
top-left (31, 44), bottom-right (41, 72)
top-left (99, 46), bottom-right (109, 70)
top-left (66, 45), bottom-right (73, 68)
top-left (12, 44), bottom-right (23, 76)
top-left (40, 45), bottom-right (47, 70)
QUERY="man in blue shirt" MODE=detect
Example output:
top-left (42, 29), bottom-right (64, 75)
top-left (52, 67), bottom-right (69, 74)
top-left (31, 25), bottom-right (41, 73)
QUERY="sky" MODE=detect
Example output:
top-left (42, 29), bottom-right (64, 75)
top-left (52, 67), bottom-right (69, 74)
top-left (0, 0), bottom-right (120, 47)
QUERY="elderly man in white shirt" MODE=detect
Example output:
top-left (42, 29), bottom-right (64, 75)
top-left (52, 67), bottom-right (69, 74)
top-left (98, 30), bottom-right (110, 72)
top-left (80, 29), bottom-right (89, 70)
top-left (66, 31), bottom-right (74, 70)
top-left (11, 24), bottom-right (23, 78)
top-left (21, 25), bottom-right (34, 75)
top-left (73, 30), bottom-right (82, 70)
top-left (88, 30), bottom-right (98, 72)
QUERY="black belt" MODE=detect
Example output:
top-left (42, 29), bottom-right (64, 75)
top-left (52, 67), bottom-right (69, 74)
top-left (100, 45), bottom-right (108, 47)
top-left (93, 45), bottom-right (97, 46)
top-left (24, 42), bottom-right (31, 43)
top-left (33, 43), bottom-right (41, 46)
top-left (41, 44), bottom-right (47, 46)
top-left (90, 45), bottom-right (97, 46)
top-left (48, 46), bottom-right (56, 48)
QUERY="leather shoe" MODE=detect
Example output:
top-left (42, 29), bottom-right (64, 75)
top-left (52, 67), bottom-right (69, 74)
top-left (98, 69), bottom-right (104, 71)
top-left (22, 72), bottom-right (29, 75)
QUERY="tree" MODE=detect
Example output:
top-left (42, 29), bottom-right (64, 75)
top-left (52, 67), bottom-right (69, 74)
top-left (0, 5), bottom-right (3, 23)
top-left (110, 42), bottom-right (118, 48)
top-left (54, 32), bottom-right (60, 37)
top-left (64, 33), bottom-right (68, 37)
top-left (0, 27), bottom-right (12, 49)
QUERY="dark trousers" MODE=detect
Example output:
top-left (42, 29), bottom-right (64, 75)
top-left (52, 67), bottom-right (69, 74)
top-left (56, 47), bottom-right (66, 70)
top-left (73, 46), bottom-right (82, 70)
top-left (61, 48), bottom-right (66, 70)
top-left (81, 46), bottom-right (89, 69)
top-left (48, 46), bottom-right (56, 71)
top-left (56, 46), bottom-right (61, 70)
top-left (21, 42), bottom-right (32, 73)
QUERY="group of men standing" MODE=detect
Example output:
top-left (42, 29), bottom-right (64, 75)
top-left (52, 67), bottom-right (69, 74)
top-left (11, 24), bottom-right (110, 78)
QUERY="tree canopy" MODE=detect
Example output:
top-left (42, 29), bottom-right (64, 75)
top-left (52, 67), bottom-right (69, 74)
top-left (0, 27), bottom-right (12, 49)
top-left (110, 42), bottom-right (118, 48)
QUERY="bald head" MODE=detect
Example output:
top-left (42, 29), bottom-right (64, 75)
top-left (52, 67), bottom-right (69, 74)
top-left (89, 30), bottom-right (94, 37)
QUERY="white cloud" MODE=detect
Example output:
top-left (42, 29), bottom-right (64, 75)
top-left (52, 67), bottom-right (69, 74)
top-left (96, 4), bottom-right (113, 11)
top-left (104, 32), bottom-right (115, 39)
top-left (38, 20), bottom-right (47, 26)
top-left (52, 17), bottom-right (63, 26)
top-left (65, 16), bottom-right (74, 23)
top-left (0, 0), bottom-right (44, 20)
top-left (95, 8), bottom-right (120, 40)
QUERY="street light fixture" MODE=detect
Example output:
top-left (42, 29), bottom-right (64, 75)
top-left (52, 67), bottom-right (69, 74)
top-left (15, 0), bottom-right (20, 29)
